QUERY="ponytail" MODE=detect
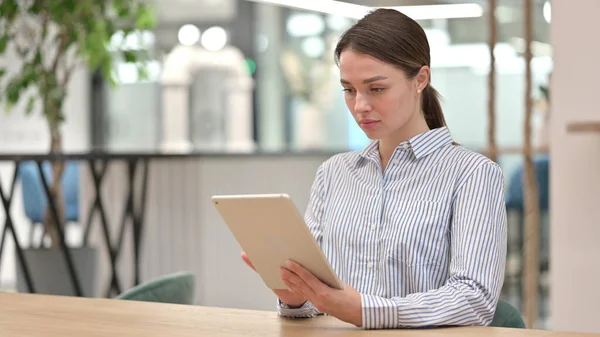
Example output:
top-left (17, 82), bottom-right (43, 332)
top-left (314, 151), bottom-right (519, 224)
top-left (422, 85), bottom-right (447, 129)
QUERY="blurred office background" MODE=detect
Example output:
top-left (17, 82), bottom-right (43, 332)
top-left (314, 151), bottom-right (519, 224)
top-left (3, 0), bottom-right (596, 333)
top-left (0, 0), bottom-right (554, 154)
top-left (106, 0), bottom-right (553, 155)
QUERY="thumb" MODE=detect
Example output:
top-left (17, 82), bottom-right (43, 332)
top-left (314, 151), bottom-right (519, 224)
top-left (241, 251), bottom-right (256, 271)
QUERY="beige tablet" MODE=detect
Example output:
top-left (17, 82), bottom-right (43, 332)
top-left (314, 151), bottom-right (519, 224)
top-left (211, 193), bottom-right (343, 290)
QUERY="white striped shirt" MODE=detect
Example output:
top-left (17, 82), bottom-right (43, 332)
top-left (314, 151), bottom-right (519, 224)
top-left (277, 126), bottom-right (507, 329)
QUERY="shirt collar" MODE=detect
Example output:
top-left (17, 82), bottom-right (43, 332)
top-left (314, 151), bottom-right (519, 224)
top-left (358, 126), bottom-right (454, 163)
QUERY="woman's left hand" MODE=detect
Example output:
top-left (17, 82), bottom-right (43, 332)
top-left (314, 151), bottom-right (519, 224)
top-left (280, 260), bottom-right (363, 327)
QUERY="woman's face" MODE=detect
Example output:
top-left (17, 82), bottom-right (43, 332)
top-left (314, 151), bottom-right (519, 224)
top-left (338, 49), bottom-right (428, 141)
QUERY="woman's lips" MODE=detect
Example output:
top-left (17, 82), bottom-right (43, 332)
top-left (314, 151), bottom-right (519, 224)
top-left (359, 120), bottom-right (380, 129)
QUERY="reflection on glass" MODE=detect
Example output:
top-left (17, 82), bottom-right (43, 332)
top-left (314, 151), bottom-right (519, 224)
top-left (259, 2), bottom-right (552, 153)
top-left (189, 67), bottom-right (231, 151)
top-left (104, 81), bottom-right (161, 151)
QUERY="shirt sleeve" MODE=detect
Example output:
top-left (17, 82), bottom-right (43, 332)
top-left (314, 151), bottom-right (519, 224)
top-left (361, 161), bottom-right (507, 329)
top-left (276, 162), bottom-right (329, 318)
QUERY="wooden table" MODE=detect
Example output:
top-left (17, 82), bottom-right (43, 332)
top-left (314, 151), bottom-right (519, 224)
top-left (0, 292), bottom-right (596, 336)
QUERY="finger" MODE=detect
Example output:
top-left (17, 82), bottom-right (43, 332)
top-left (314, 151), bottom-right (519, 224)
top-left (286, 276), bottom-right (312, 300)
top-left (283, 276), bottom-right (301, 295)
top-left (240, 252), bottom-right (256, 271)
top-left (282, 267), bottom-right (331, 314)
top-left (286, 260), bottom-right (328, 292)
top-left (279, 268), bottom-right (297, 292)
top-left (280, 267), bottom-right (316, 299)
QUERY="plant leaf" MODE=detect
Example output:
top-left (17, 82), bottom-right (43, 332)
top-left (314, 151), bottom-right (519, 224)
top-left (0, 35), bottom-right (9, 54)
top-left (4, 100), bottom-right (15, 114)
top-left (0, 0), bottom-right (19, 21)
top-left (136, 62), bottom-right (149, 81)
top-left (123, 50), bottom-right (137, 63)
top-left (34, 49), bottom-right (42, 64)
top-left (21, 62), bottom-right (38, 87)
top-left (25, 96), bottom-right (36, 115)
top-left (30, 0), bottom-right (43, 14)
top-left (5, 76), bottom-right (25, 110)
top-left (135, 4), bottom-right (157, 29)
top-left (0, 0), bottom-right (158, 122)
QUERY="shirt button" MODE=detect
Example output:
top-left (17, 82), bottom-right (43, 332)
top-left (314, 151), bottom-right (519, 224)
top-left (371, 224), bottom-right (377, 231)
top-left (403, 144), bottom-right (410, 150)
top-left (367, 262), bottom-right (374, 269)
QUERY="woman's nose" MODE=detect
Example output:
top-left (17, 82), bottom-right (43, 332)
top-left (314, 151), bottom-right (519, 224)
top-left (354, 93), bottom-right (371, 112)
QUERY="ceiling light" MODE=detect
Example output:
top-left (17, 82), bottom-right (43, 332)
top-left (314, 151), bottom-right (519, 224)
top-left (245, 0), bottom-right (484, 21)
top-left (301, 37), bottom-right (326, 58)
top-left (245, 0), bottom-right (368, 19)
top-left (178, 24), bottom-right (200, 46)
top-left (201, 26), bottom-right (228, 52)
top-left (387, 4), bottom-right (483, 20)
top-left (543, 1), bottom-right (551, 23)
top-left (326, 14), bottom-right (353, 31)
top-left (286, 13), bottom-right (325, 37)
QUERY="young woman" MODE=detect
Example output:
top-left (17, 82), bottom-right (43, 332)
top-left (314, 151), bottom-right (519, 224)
top-left (242, 8), bottom-right (507, 330)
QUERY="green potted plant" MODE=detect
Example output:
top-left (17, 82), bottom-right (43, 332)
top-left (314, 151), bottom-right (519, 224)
top-left (0, 0), bottom-right (156, 296)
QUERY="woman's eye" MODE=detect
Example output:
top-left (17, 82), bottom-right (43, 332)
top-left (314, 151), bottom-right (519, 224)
top-left (342, 88), bottom-right (355, 93)
top-left (371, 88), bottom-right (385, 92)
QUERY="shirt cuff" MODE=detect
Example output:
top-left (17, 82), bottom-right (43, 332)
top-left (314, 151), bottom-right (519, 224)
top-left (276, 299), bottom-right (319, 318)
top-left (360, 293), bottom-right (399, 329)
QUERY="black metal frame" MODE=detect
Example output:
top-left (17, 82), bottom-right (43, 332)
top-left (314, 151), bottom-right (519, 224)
top-left (0, 149), bottom-right (321, 297)
top-left (35, 160), bottom-right (84, 296)
top-left (0, 162), bottom-right (35, 293)
top-left (0, 155), bottom-right (149, 298)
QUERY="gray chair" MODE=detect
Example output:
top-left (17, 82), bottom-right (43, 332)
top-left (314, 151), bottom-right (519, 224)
top-left (490, 300), bottom-right (526, 328)
top-left (116, 271), bottom-right (195, 305)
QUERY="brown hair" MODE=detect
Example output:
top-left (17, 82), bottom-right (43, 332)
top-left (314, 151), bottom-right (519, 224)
top-left (334, 8), bottom-right (447, 129)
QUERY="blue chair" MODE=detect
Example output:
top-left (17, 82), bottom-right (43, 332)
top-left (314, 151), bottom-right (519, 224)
top-left (505, 155), bottom-right (550, 264)
top-left (18, 161), bottom-right (80, 246)
top-left (505, 155), bottom-right (550, 211)
top-left (503, 155), bottom-right (550, 319)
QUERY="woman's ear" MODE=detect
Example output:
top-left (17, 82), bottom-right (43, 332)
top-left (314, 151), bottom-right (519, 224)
top-left (415, 66), bottom-right (430, 93)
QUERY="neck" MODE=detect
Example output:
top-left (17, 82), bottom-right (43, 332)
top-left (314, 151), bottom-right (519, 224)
top-left (378, 111), bottom-right (430, 167)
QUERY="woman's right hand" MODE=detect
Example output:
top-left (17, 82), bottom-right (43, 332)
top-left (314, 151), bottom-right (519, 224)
top-left (240, 251), bottom-right (307, 308)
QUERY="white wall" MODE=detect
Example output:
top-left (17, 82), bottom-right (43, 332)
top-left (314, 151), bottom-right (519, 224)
top-left (550, 0), bottom-right (600, 333)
